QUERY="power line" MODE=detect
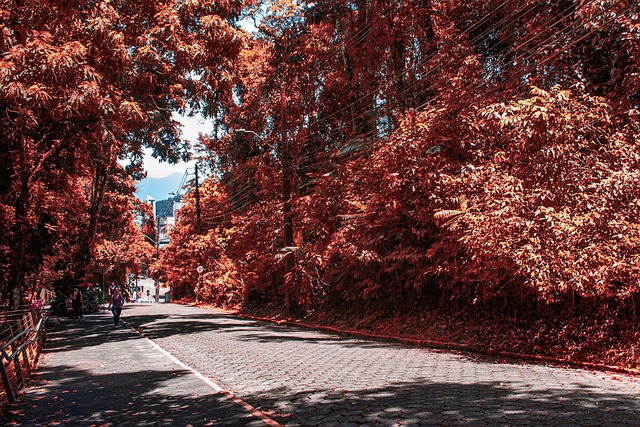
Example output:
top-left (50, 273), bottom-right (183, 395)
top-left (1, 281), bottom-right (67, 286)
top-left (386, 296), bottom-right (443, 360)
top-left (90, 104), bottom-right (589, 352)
top-left (210, 0), bottom-right (550, 186)
top-left (178, 0), bottom-right (634, 228)
top-left (286, 0), bottom-right (577, 169)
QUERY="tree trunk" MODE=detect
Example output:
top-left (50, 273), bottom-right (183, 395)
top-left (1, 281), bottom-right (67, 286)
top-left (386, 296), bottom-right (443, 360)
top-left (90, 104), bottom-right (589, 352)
top-left (75, 148), bottom-right (112, 285)
top-left (9, 136), bottom-right (29, 308)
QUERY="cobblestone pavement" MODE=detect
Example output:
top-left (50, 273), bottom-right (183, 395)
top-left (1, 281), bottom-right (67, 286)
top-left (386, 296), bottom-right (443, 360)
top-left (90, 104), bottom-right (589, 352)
top-left (123, 303), bottom-right (640, 426)
top-left (2, 310), bottom-right (269, 427)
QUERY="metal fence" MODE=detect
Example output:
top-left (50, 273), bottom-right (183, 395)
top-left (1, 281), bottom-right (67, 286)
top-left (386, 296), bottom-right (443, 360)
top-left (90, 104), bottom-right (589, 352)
top-left (0, 308), bottom-right (48, 403)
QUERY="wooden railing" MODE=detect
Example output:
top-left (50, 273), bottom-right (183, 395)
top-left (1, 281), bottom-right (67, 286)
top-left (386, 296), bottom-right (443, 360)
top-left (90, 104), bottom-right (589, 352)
top-left (0, 308), bottom-right (48, 403)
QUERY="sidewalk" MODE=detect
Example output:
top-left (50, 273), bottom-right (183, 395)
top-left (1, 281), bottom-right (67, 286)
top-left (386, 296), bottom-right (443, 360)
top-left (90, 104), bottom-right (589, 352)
top-left (2, 308), bottom-right (270, 426)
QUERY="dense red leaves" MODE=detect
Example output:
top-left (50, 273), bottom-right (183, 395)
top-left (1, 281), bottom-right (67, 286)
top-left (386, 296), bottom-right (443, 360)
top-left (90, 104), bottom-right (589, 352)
top-left (381, 86), bottom-right (640, 306)
top-left (2, 0), bottom-right (638, 369)
top-left (0, 0), bottom-right (243, 298)
top-left (162, 1), bottom-right (640, 330)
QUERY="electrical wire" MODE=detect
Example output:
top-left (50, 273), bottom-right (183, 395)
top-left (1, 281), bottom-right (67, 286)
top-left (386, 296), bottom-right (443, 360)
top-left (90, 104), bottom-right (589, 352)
top-left (213, 0), bottom-right (590, 175)
top-left (190, 0), bottom-right (604, 226)
top-left (180, 0), bottom-right (635, 227)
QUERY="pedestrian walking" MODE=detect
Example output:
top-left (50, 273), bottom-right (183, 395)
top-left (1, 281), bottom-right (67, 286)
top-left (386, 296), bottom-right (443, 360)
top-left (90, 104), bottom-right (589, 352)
top-left (107, 282), bottom-right (116, 300)
top-left (110, 287), bottom-right (124, 327)
top-left (66, 296), bottom-right (74, 319)
top-left (71, 287), bottom-right (83, 323)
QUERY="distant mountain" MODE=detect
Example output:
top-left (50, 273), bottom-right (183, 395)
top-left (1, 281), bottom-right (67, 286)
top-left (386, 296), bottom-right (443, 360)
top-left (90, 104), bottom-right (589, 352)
top-left (155, 198), bottom-right (175, 220)
top-left (136, 172), bottom-right (186, 202)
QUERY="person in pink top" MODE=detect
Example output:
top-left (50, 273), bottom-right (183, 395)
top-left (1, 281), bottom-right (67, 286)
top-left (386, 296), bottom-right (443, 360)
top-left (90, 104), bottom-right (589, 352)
top-left (110, 287), bottom-right (124, 328)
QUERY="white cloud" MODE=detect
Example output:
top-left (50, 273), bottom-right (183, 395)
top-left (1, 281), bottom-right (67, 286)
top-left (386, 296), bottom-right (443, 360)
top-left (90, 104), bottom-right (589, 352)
top-left (143, 154), bottom-right (196, 179)
top-left (143, 113), bottom-right (213, 178)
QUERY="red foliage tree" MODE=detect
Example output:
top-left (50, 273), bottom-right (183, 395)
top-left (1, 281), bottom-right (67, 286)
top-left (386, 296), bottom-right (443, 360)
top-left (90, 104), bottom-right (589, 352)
top-left (0, 0), bottom-right (244, 303)
top-left (162, 1), bottom-right (640, 326)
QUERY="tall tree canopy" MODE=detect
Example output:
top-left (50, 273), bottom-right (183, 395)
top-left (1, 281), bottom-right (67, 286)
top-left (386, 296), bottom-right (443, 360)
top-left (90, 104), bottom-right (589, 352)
top-left (163, 0), bottom-right (639, 322)
top-left (0, 0), bottom-right (245, 302)
top-left (2, 0), bottom-right (639, 368)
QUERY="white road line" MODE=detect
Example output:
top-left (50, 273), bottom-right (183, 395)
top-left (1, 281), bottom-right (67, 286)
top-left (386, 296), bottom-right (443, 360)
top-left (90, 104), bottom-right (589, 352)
top-left (126, 321), bottom-right (282, 427)
top-left (144, 337), bottom-right (224, 392)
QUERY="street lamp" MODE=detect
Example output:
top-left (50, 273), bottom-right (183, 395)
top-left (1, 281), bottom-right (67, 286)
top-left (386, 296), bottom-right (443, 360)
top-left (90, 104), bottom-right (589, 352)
top-left (233, 129), bottom-right (279, 152)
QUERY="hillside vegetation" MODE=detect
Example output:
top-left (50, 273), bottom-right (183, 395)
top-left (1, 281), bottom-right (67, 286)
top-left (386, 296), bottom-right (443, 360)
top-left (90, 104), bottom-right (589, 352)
top-left (1, 0), bottom-right (638, 369)
top-left (160, 1), bottom-right (640, 370)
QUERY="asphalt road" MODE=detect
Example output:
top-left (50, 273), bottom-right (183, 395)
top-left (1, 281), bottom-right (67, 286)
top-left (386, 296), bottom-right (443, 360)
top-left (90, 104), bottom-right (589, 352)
top-left (4, 302), bottom-right (640, 426)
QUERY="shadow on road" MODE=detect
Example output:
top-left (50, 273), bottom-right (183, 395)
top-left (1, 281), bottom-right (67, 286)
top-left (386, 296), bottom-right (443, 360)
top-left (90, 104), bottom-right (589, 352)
top-left (44, 309), bottom-right (265, 353)
top-left (119, 306), bottom-right (640, 425)
top-left (2, 311), bottom-right (267, 427)
top-left (242, 378), bottom-right (639, 426)
top-left (4, 365), bottom-right (252, 426)
top-left (29, 305), bottom-right (640, 426)
top-left (126, 309), bottom-right (391, 350)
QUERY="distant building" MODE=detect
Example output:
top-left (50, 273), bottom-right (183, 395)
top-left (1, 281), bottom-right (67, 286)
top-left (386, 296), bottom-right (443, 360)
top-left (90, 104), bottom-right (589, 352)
top-left (158, 217), bottom-right (173, 249)
top-left (173, 201), bottom-right (185, 221)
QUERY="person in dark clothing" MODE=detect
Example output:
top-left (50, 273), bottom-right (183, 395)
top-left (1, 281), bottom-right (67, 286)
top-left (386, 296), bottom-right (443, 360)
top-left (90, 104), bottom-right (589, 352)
top-left (71, 287), bottom-right (83, 323)
top-left (110, 287), bottom-right (124, 327)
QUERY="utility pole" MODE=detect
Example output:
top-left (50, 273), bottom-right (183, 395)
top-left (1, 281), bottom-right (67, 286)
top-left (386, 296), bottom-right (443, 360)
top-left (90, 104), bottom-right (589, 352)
top-left (282, 88), bottom-right (293, 314)
top-left (155, 216), bottom-right (160, 303)
top-left (194, 164), bottom-right (202, 234)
